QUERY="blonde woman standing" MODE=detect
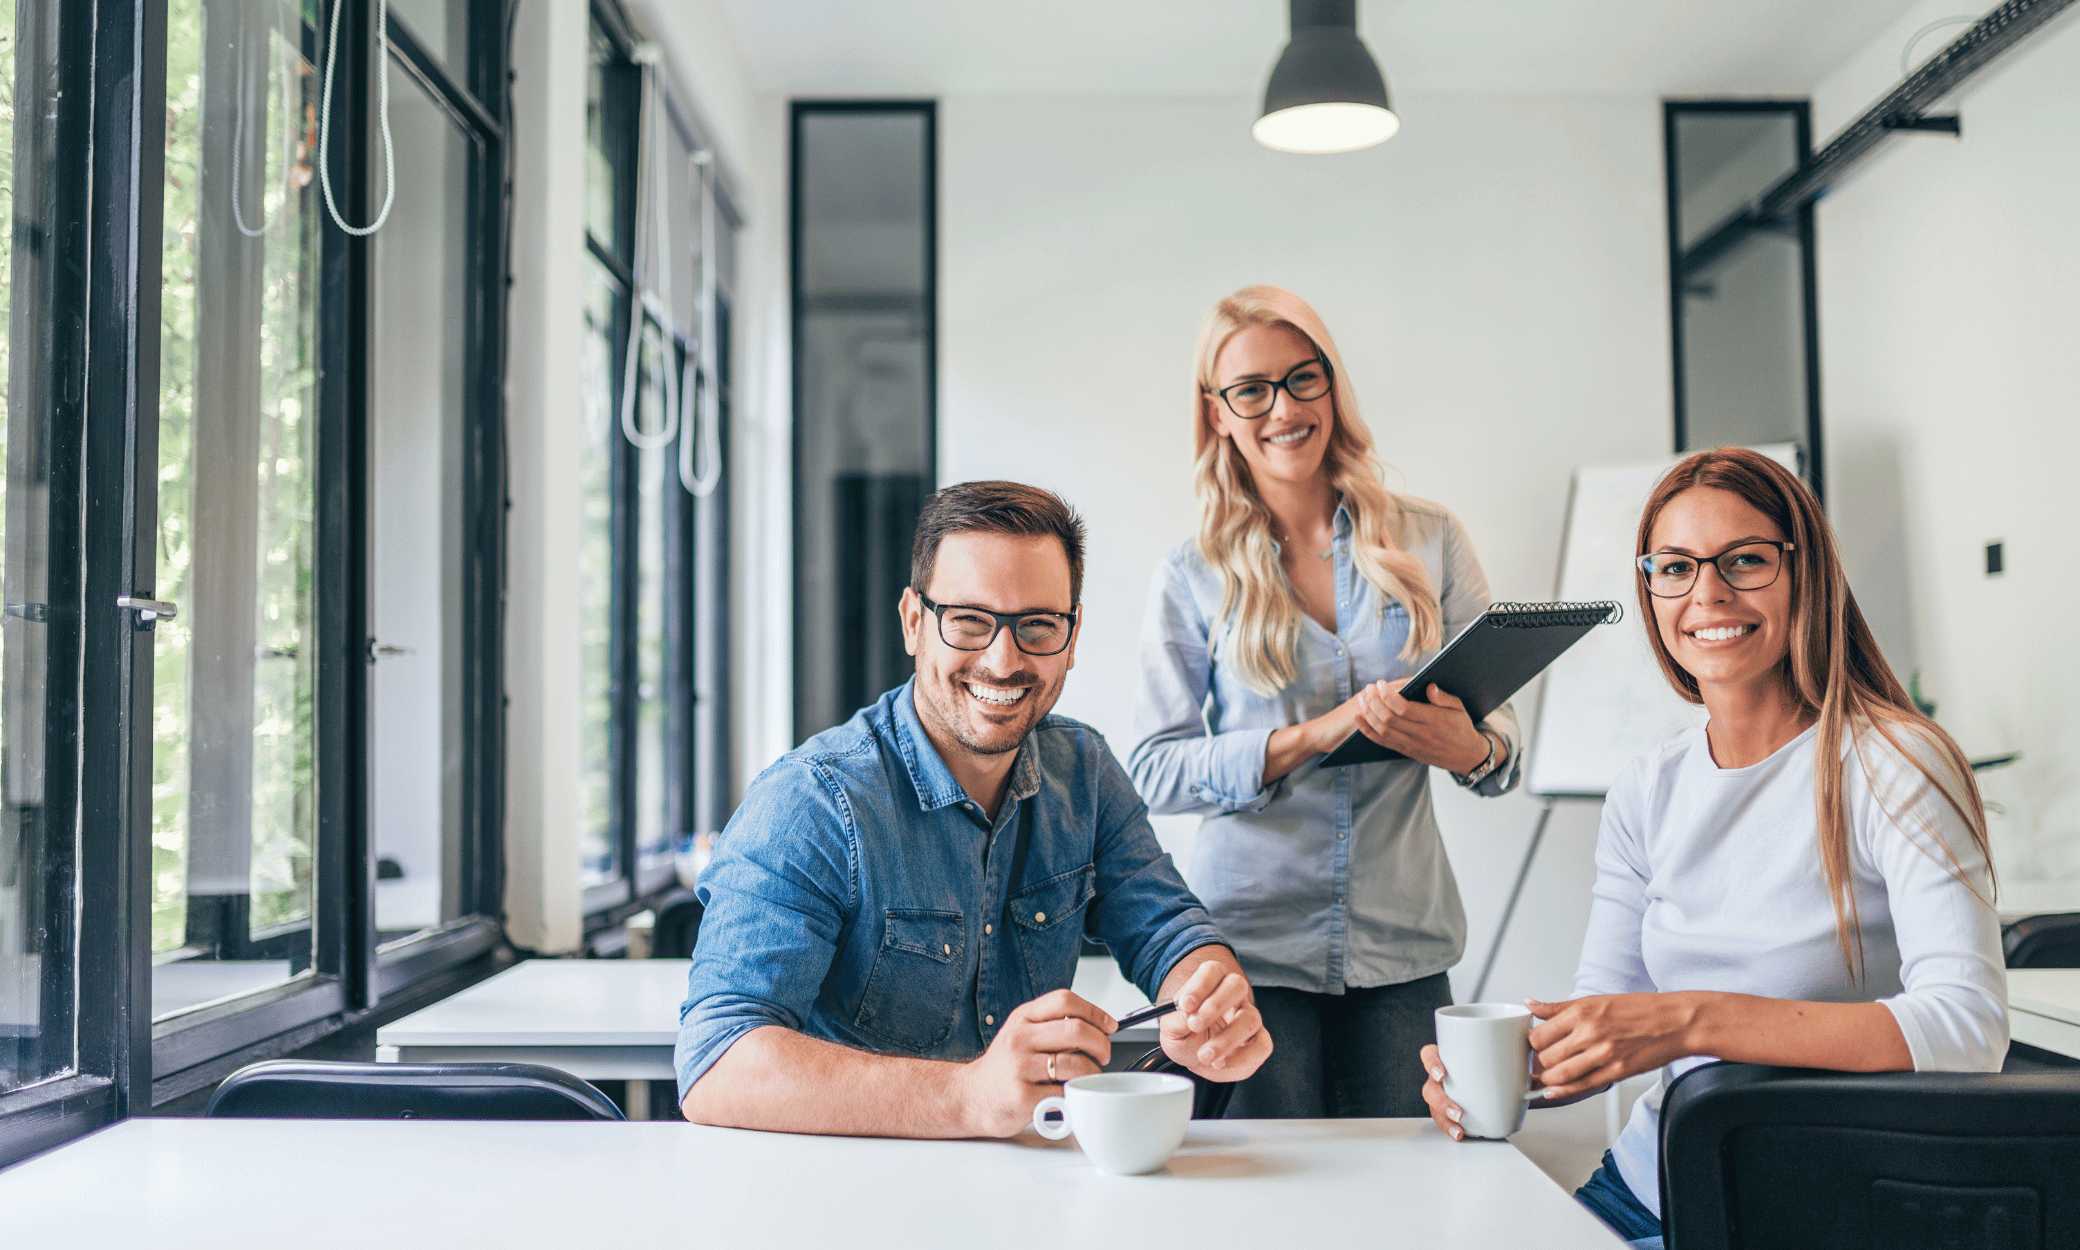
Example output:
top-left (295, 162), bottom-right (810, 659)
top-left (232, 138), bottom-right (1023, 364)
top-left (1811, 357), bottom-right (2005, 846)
top-left (1128, 286), bottom-right (1520, 1118)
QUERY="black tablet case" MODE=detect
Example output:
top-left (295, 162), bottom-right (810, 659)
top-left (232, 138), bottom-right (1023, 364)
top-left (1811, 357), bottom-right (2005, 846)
top-left (1319, 601), bottom-right (1620, 768)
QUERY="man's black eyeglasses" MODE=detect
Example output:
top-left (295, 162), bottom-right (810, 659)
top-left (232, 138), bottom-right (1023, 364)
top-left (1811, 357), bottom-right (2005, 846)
top-left (1212, 358), bottom-right (1333, 420)
top-left (918, 593), bottom-right (1078, 656)
top-left (1638, 541), bottom-right (1795, 598)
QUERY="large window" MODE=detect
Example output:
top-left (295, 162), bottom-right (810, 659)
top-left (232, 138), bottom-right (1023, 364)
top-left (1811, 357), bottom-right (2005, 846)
top-left (579, 5), bottom-right (736, 930)
top-left (790, 102), bottom-right (936, 742)
top-left (0, 0), bottom-right (512, 1148)
top-left (146, 0), bottom-right (508, 1095)
top-left (2, 0), bottom-right (161, 1163)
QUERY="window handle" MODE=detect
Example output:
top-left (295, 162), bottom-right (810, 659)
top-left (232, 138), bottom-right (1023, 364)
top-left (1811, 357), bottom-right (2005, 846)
top-left (117, 595), bottom-right (179, 623)
top-left (367, 640), bottom-right (417, 662)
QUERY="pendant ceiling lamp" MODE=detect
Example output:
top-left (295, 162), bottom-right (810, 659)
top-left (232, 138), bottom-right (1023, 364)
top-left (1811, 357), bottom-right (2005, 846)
top-left (1253, 0), bottom-right (1399, 154)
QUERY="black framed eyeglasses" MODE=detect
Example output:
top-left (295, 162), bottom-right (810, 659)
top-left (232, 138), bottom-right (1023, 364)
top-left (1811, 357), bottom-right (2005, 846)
top-left (1638, 541), bottom-right (1796, 598)
top-left (917, 593), bottom-right (1079, 656)
top-left (1212, 357), bottom-right (1333, 420)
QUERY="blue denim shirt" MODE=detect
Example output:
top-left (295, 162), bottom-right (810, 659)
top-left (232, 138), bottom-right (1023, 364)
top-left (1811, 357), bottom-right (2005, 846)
top-left (1127, 496), bottom-right (1521, 994)
top-left (674, 679), bottom-right (1226, 1097)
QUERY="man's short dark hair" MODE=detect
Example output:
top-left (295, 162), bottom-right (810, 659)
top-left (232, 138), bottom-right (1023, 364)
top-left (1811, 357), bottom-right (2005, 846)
top-left (910, 481), bottom-right (1087, 606)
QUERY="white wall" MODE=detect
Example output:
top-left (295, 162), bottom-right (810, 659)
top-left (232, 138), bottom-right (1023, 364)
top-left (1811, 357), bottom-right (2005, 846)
top-left (503, 0), bottom-right (590, 953)
top-left (939, 91), bottom-right (1672, 1001)
top-left (1813, 4), bottom-right (2080, 913)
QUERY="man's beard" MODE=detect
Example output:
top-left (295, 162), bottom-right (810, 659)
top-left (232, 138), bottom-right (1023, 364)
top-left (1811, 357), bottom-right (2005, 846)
top-left (923, 666), bottom-right (1054, 757)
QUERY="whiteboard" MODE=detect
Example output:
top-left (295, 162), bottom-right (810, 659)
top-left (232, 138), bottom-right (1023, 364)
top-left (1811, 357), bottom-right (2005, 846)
top-left (1525, 445), bottom-right (1800, 797)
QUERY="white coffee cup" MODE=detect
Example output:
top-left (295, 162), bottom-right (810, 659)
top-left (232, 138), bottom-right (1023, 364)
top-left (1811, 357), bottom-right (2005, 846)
top-left (1433, 1003), bottom-right (1536, 1139)
top-left (1031, 1071), bottom-right (1193, 1175)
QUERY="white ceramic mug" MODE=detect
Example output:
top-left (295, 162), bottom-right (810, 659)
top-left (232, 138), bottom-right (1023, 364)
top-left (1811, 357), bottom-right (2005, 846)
top-left (1433, 1003), bottom-right (1537, 1139)
top-left (1031, 1071), bottom-right (1193, 1175)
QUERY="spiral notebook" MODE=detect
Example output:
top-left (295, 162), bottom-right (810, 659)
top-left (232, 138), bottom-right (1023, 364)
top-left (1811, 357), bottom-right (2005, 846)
top-left (1320, 600), bottom-right (1622, 768)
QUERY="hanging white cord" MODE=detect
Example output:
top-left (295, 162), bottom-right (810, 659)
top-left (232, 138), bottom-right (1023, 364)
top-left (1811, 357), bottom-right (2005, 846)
top-left (1900, 16), bottom-right (1981, 76)
top-left (317, 0), bottom-right (397, 236)
top-left (679, 147), bottom-right (722, 498)
top-left (619, 51), bottom-right (682, 451)
top-left (231, 0), bottom-right (300, 238)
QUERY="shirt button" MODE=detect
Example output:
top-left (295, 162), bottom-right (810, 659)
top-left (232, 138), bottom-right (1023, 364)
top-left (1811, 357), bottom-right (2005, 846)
top-left (1337, 831), bottom-right (1346, 840)
top-left (984, 923), bottom-right (993, 935)
top-left (1034, 911), bottom-right (1047, 923)
top-left (985, 1014), bottom-right (996, 1026)
top-left (942, 944), bottom-right (951, 955)
top-left (1335, 895), bottom-right (1345, 905)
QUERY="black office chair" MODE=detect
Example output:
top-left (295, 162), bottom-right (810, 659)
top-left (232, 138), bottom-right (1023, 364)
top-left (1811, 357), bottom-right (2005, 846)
top-left (204, 1059), bottom-right (626, 1121)
top-left (2004, 912), bottom-right (2080, 968)
top-left (650, 888), bottom-right (705, 960)
top-left (1128, 1046), bottom-right (1236, 1120)
top-left (1658, 1062), bottom-right (2080, 1249)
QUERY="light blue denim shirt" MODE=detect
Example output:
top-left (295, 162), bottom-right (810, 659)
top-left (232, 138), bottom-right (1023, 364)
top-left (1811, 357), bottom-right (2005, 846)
top-left (674, 679), bottom-right (1226, 1097)
top-left (1127, 496), bottom-right (1521, 995)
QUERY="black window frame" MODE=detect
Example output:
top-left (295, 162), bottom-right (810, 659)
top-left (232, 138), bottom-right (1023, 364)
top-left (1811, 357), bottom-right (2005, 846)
top-left (1, 0), bottom-right (514, 1154)
top-left (0, 0), bottom-right (164, 1165)
top-left (1663, 99), bottom-right (1825, 497)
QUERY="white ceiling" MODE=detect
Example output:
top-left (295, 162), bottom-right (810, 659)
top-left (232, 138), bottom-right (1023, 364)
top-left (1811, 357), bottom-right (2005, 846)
top-left (714, 0), bottom-right (1935, 99)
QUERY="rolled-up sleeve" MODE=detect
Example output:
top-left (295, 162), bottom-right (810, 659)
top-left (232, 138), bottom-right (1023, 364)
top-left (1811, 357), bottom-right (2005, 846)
top-left (1436, 509), bottom-right (1521, 797)
top-left (1127, 557), bottom-right (1277, 816)
top-left (674, 764), bottom-right (857, 1098)
top-left (1083, 743), bottom-right (1229, 1000)
top-left (1859, 737), bottom-right (2008, 1072)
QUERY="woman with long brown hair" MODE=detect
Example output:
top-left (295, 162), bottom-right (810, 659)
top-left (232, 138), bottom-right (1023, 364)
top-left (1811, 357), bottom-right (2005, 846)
top-left (1128, 286), bottom-right (1522, 1118)
top-left (1419, 446), bottom-right (2007, 1247)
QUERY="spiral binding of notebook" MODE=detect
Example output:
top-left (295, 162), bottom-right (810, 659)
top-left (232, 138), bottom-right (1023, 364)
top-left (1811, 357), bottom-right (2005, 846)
top-left (1484, 600), bottom-right (1624, 629)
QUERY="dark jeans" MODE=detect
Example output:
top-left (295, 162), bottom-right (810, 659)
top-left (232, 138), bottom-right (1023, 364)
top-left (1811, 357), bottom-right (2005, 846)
top-left (1576, 1150), bottom-right (1664, 1249)
top-left (1223, 973), bottom-right (1451, 1119)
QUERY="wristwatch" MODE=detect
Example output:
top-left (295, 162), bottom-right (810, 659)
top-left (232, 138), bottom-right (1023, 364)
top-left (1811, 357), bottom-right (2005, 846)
top-left (1453, 729), bottom-right (1505, 789)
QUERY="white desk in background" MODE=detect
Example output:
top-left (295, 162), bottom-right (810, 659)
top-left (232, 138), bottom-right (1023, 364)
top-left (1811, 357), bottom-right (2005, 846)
top-left (0, 1116), bottom-right (1625, 1250)
top-left (2008, 968), bottom-right (2080, 1060)
top-left (375, 955), bottom-right (1160, 1084)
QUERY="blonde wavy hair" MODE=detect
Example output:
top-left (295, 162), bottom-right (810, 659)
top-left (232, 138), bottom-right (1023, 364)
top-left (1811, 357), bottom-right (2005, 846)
top-left (1192, 286), bottom-right (1440, 696)
top-left (1637, 447), bottom-right (1994, 976)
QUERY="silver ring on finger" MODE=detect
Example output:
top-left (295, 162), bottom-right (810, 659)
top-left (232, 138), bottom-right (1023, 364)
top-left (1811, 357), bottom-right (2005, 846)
top-left (1047, 1053), bottom-right (1057, 1083)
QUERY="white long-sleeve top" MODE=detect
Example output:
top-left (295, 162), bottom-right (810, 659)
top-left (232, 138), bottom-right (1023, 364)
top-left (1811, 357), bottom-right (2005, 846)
top-left (1575, 721), bottom-right (2007, 1217)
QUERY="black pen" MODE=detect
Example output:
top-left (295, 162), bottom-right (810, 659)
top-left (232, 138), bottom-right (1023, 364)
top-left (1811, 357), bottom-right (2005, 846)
top-left (1112, 1001), bottom-right (1178, 1031)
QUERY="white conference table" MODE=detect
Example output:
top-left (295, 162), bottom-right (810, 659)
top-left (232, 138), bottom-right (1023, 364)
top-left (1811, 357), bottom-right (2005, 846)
top-left (376, 955), bottom-right (1158, 1082)
top-left (2008, 968), bottom-right (2080, 1060)
top-left (0, 1116), bottom-right (1624, 1250)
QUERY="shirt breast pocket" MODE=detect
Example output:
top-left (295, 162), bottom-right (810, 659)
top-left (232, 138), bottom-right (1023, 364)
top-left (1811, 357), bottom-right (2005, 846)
top-left (854, 909), bottom-right (966, 1053)
top-left (1009, 865), bottom-right (1096, 999)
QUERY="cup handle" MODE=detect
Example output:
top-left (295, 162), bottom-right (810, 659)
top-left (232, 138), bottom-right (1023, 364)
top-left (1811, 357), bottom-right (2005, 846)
top-left (1032, 1095), bottom-right (1072, 1141)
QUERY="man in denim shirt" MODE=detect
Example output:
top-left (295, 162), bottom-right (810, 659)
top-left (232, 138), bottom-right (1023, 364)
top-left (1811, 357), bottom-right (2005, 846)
top-left (677, 482), bottom-right (1270, 1136)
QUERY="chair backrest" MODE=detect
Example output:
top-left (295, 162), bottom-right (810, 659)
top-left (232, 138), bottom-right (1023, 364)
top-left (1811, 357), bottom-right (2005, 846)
top-left (1659, 1062), bottom-right (2080, 1250)
top-left (204, 1059), bottom-right (626, 1121)
top-left (2005, 912), bottom-right (2080, 968)
top-left (651, 889), bottom-right (705, 960)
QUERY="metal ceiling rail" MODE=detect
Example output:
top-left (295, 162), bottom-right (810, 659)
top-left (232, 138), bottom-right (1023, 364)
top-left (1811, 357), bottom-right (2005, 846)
top-left (1679, 0), bottom-right (2078, 276)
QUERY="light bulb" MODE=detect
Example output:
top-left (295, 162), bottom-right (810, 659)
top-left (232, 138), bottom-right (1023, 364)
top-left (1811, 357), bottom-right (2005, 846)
top-left (1252, 101), bottom-right (1400, 154)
